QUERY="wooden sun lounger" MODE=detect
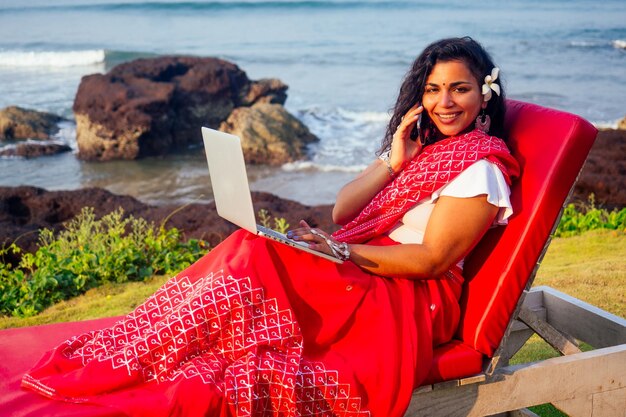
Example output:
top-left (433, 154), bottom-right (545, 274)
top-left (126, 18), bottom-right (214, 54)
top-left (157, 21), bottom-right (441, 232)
top-left (406, 101), bottom-right (625, 416)
top-left (1, 100), bottom-right (622, 417)
top-left (408, 286), bottom-right (626, 416)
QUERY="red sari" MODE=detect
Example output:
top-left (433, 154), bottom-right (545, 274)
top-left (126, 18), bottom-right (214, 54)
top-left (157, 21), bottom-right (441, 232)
top-left (22, 130), bottom-right (518, 417)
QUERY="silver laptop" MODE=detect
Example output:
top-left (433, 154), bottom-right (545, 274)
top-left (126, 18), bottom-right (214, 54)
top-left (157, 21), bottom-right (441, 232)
top-left (201, 127), bottom-right (342, 264)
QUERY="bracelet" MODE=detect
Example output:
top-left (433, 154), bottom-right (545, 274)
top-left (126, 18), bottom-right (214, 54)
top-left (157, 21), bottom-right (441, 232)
top-left (378, 150), bottom-right (396, 178)
top-left (309, 229), bottom-right (351, 261)
top-left (329, 240), bottom-right (351, 261)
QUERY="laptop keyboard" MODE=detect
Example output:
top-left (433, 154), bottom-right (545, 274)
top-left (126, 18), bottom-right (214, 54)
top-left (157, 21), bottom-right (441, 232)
top-left (256, 224), bottom-right (341, 263)
top-left (257, 225), bottom-right (308, 247)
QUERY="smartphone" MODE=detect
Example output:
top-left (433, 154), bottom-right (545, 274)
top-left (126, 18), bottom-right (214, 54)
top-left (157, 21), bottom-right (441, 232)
top-left (409, 105), bottom-right (422, 142)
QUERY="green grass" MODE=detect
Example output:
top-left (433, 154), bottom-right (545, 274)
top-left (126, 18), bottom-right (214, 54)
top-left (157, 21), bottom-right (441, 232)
top-left (1, 229), bottom-right (624, 416)
top-left (532, 229), bottom-right (626, 317)
top-left (0, 274), bottom-right (170, 329)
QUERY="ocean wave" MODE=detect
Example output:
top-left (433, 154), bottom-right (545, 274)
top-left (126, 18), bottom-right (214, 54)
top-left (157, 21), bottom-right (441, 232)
top-left (0, 49), bottom-right (105, 67)
top-left (0, 49), bottom-right (161, 69)
top-left (612, 39), bottom-right (626, 49)
top-left (336, 108), bottom-right (390, 123)
top-left (2, 1), bottom-right (419, 13)
top-left (568, 40), bottom-right (604, 48)
top-left (298, 106), bottom-right (389, 125)
top-left (53, 121), bottom-right (78, 151)
top-left (568, 39), bottom-right (626, 50)
top-left (292, 105), bottom-right (387, 171)
top-left (282, 160), bottom-right (366, 173)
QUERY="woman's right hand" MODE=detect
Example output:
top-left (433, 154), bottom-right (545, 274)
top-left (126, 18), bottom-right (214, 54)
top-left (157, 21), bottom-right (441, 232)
top-left (389, 104), bottom-right (424, 172)
top-left (332, 104), bottom-right (424, 225)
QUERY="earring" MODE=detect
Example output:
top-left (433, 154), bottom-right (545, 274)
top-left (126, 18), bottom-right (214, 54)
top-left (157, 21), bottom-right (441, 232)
top-left (475, 109), bottom-right (491, 133)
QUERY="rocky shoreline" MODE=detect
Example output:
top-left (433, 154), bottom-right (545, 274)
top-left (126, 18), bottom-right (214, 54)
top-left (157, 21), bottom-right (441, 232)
top-left (0, 106), bottom-right (71, 158)
top-left (570, 127), bottom-right (626, 210)
top-left (1, 56), bottom-right (318, 164)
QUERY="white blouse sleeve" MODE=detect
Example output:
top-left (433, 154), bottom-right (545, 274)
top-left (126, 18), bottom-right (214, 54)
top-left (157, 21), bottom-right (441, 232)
top-left (431, 159), bottom-right (514, 225)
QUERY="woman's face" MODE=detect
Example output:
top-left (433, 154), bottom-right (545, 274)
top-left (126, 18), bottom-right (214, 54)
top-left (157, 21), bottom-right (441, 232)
top-left (421, 60), bottom-right (486, 137)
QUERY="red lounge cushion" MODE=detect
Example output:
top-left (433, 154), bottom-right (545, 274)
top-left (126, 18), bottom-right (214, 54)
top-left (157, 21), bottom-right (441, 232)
top-left (0, 317), bottom-right (122, 417)
top-left (457, 101), bottom-right (597, 357)
top-left (423, 340), bottom-right (484, 386)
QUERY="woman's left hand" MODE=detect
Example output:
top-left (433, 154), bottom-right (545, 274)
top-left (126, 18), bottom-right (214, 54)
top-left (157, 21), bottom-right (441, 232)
top-left (286, 220), bottom-right (336, 256)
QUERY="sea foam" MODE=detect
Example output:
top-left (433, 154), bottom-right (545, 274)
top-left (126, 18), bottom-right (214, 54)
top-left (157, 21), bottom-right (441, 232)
top-left (287, 106), bottom-right (389, 173)
top-left (0, 50), bottom-right (105, 67)
top-left (612, 40), bottom-right (626, 50)
top-left (282, 160), bottom-right (367, 173)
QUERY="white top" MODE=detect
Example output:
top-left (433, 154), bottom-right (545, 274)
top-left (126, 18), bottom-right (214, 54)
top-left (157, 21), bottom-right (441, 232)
top-left (386, 159), bottom-right (513, 256)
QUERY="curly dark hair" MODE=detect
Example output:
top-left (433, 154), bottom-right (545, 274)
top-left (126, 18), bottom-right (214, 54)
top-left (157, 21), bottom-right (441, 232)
top-left (380, 37), bottom-right (506, 154)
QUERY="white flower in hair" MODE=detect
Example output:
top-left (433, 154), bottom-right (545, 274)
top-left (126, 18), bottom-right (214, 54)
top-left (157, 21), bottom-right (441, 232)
top-left (482, 67), bottom-right (501, 102)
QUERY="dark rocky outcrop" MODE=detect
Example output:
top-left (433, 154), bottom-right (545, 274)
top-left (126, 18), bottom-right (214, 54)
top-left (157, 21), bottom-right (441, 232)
top-left (72, 56), bottom-right (312, 162)
top-left (0, 186), bottom-right (336, 263)
top-left (0, 106), bottom-right (63, 141)
top-left (219, 103), bottom-right (318, 165)
top-left (571, 127), bottom-right (626, 210)
top-left (0, 142), bottom-right (71, 158)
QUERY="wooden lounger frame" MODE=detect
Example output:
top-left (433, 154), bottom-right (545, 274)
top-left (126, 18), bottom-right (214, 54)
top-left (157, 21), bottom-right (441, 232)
top-left (403, 100), bottom-right (624, 416)
top-left (406, 286), bottom-right (626, 416)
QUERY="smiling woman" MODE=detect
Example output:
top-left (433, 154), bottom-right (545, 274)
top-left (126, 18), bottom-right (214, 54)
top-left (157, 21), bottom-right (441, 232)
top-left (20, 37), bottom-right (520, 417)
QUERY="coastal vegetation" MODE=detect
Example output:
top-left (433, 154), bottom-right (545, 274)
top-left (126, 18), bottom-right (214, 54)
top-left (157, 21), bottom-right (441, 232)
top-left (555, 195), bottom-right (626, 237)
top-left (0, 207), bottom-right (209, 318)
top-left (258, 208), bottom-right (290, 234)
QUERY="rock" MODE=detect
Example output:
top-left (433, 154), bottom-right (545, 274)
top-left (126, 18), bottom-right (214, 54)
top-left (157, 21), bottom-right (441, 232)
top-left (73, 56), bottom-right (289, 161)
top-left (569, 127), bottom-right (626, 210)
top-left (242, 78), bottom-right (288, 106)
top-left (0, 142), bottom-right (71, 158)
top-left (219, 103), bottom-right (319, 165)
top-left (0, 187), bottom-right (147, 260)
top-left (618, 115), bottom-right (626, 130)
top-left (0, 106), bottom-right (63, 140)
top-left (0, 186), bottom-right (336, 264)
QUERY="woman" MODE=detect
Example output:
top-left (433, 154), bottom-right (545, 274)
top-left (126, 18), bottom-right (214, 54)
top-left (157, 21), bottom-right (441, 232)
top-left (23, 37), bottom-right (519, 417)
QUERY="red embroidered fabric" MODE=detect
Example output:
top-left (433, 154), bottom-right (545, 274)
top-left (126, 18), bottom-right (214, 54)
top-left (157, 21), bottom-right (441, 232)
top-left (22, 231), bottom-right (463, 417)
top-left (332, 129), bottom-right (519, 244)
top-left (21, 130), bottom-right (514, 417)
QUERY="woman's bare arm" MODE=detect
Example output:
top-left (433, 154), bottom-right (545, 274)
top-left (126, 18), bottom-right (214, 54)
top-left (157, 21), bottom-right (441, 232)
top-left (348, 195), bottom-right (498, 278)
top-left (295, 194), bottom-right (498, 279)
top-left (332, 159), bottom-right (394, 225)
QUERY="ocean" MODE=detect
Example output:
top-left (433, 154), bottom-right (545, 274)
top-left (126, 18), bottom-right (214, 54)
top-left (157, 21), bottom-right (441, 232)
top-left (1, 0), bottom-right (625, 206)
